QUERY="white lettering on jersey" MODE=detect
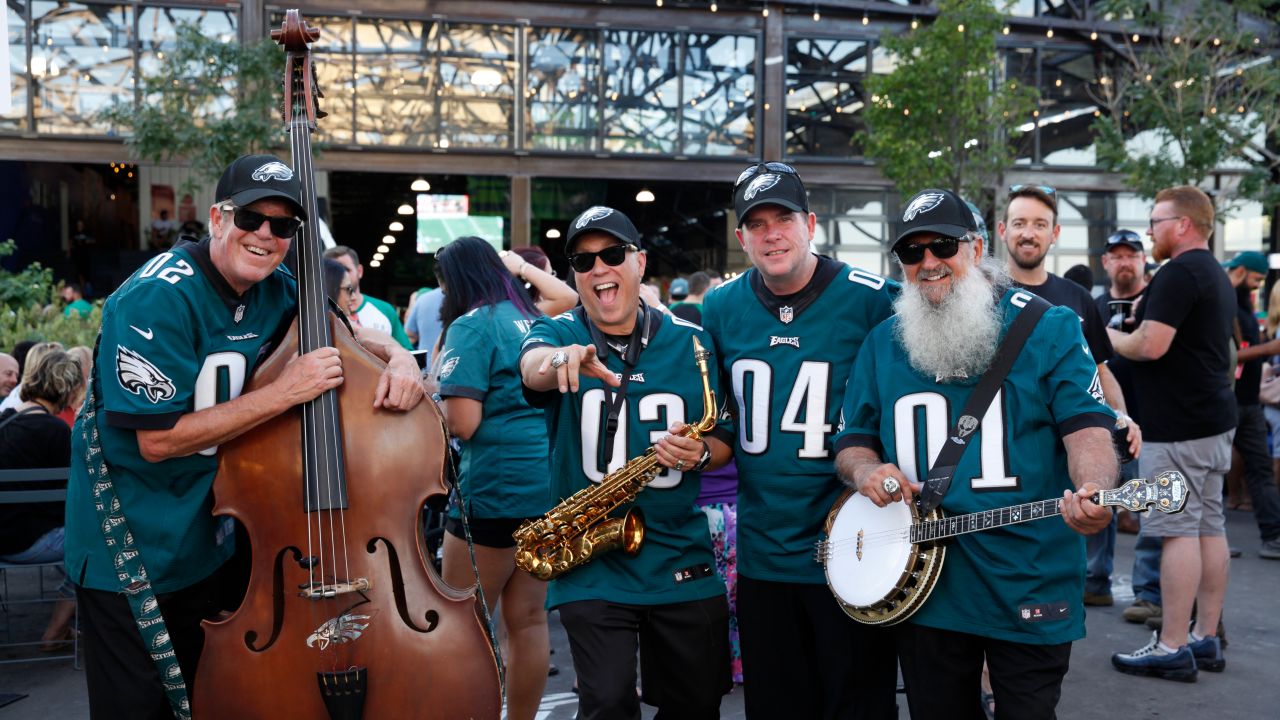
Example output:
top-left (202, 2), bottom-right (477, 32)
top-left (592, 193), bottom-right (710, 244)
top-left (139, 252), bottom-right (195, 286)
top-left (893, 390), bottom-right (1019, 491)
top-left (226, 332), bottom-right (259, 342)
top-left (769, 336), bottom-right (800, 348)
top-left (194, 352), bottom-right (248, 456)
top-left (613, 372), bottom-right (646, 383)
top-left (116, 346), bottom-right (176, 404)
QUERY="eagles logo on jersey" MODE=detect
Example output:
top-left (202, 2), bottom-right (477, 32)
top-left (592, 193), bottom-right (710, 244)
top-left (743, 174), bottom-right (781, 201)
top-left (575, 206), bottom-right (614, 228)
top-left (115, 346), bottom-right (176, 403)
top-left (903, 192), bottom-right (946, 222)
top-left (250, 161), bottom-right (293, 182)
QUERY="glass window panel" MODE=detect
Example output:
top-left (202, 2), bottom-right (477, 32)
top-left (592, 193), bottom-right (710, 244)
top-left (354, 18), bottom-right (436, 147)
top-left (682, 32), bottom-right (755, 156)
top-left (434, 23), bottom-right (515, 150)
top-left (3, 1), bottom-right (28, 131)
top-left (1039, 46), bottom-right (1099, 166)
top-left (1222, 200), bottom-right (1268, 253)
top-left (526, 26), bottom-right (599, 152)
top-left (136, 6), bottom-right (238, 121)
top-left (602, 29), bottom-right (678, 154)
top-left (786, 38), bottom-right (866, 158)
top-left (1004, 47), bottom-right (1037, 164)
top-left (32, 1), bottom-right (132, 135)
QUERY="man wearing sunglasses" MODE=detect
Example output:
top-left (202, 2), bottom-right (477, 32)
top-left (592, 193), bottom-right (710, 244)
top-left (64, 154), bottom-right (426, 716)
top-left (519, 206), bottom-right (734, 719)
top-left (835, 187), bottom-right (1116, 719)
top-left (700, 163), bottom-right (900, 719)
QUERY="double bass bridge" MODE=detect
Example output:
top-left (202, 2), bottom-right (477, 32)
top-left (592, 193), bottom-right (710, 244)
top-left (300, 577), bottom-right (371, 600)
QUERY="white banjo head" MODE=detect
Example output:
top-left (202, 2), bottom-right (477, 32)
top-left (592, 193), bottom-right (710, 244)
top-left (824, 492), bottom-right (913, 606)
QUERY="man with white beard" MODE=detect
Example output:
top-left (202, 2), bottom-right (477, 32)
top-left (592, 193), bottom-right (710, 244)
top-left (834, 188), bottom-right (1117, 719)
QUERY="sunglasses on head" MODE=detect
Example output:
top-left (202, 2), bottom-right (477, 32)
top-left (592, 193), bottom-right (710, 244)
top-left (734, 162), bottom-right (798, 188)
top-left (1008, 184), bottom-right (1058, 208)
top-left (893, 236), bottom-right (971, 265)
top-left (223, 205), bottom-right (303, 239)
top-left (567, 243), bottom-right (634, 273)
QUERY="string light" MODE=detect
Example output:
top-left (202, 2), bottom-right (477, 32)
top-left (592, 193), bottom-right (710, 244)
top-left (1002, 27), bottom-right (1010, 35)
top-left (1090, 31), bottom-right (1097, 41)
top-left (762, 4), bottom-right (769, 17)
top-left (1131, 34), bottom-right (1140, 42)
top-left (911, 17), bottom-right (919, 30)
top-left (957, 24), bottom-right (965, 33)
top-left (656, 0), bottom-right (662, 6)
top-left (710, 2), bottom-right (717, 11)
top-left (1046, 29), bottom-right (1054, 38)
top-left (813, 5), bottom-right (820, 21)
top-left (862, 14), bottom-right (869, 26)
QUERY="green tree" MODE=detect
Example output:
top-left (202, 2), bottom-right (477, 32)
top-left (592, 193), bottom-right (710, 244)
top-left (1090, 0), bottom-right (1280, 207)
top-left (98, 23), bottom-right (288, 193)
top-left (860, 0), bottom-right (1039, 203)
top-left (0, 241), bottom-right (102, 350)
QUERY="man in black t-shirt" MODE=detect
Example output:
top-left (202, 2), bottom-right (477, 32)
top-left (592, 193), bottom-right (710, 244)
top-left (1000, 186), bottom-right (1141, 608)
top-left (1221, 251), bottom-right (1280, 559)
top-left (1109, 186), bottom-right (1235, 682)
top-left (1097, 231), bottom-right (1166, 625)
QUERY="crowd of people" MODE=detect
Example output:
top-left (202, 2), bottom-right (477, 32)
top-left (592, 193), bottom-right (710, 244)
top-left (1, 149), bottom-right (1275, 720)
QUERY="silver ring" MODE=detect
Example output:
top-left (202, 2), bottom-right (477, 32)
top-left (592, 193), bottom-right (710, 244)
top-left (882, 477), bottom-right (900, 495)
top-left (675, 460), bottom-right (686, 471)
top-left (550, 350), bottom-right (569, 369)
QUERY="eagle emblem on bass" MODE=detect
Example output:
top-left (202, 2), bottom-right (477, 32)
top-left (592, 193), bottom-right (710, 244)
top-left (116, 346), bottom-right (177, 404)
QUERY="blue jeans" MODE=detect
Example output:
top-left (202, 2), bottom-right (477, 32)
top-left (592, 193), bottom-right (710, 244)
top-left (0, 526), bottom-right (73, 597)
top-left (1086, 460), bottom-right (1135, 595)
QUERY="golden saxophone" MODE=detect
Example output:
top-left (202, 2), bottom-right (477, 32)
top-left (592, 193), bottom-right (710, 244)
top-left (514, 336), bottom-right (718, 581)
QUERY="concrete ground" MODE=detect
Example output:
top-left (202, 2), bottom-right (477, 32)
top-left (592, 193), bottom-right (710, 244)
top-left (2, 507), bottom-right (1276, 718)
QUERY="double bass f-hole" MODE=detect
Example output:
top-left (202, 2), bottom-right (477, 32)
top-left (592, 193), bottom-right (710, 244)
top-left (193, 10), bottom-right (502, 719)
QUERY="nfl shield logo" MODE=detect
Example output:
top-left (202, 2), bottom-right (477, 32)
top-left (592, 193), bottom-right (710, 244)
top-left (779, 305), bottom-right (794, 324)
top-left (1021, 608), bottom-right (1031, 620)
top-left (234, 305), bottom-right (245, 323)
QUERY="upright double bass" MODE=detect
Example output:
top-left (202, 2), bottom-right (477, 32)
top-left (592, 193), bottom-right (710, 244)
top-left (194, 11), bottom-right (501, 718)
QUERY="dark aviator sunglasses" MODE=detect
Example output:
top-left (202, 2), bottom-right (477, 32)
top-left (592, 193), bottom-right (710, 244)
top-left (226, 205), bottom-right (303, 239)
top-left (567, 243), bottom-right (635, 273)
top-left (893, 236), bottom-right (971, 265)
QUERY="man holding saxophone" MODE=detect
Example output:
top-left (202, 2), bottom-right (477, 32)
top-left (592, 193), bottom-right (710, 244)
top-left (518, 206), bottom-right (734, 720)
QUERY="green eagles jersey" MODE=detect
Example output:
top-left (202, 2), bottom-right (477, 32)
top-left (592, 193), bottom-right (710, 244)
top-left (65, 240), bottom-right (296, 594)
top-left (700, 256), bottom-right (898, 582)
top-left (836, 287), bottom-right (1115, 645)
top-left (438, 301), bottom-right (551, 520)
top-left (521, 308), bottom-right (726, 608)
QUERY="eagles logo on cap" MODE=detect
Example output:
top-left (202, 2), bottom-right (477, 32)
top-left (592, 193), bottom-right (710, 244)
top-left (744, 174), bottom-right (782, 201)
top-left (903, 192), bottom-right (946, 222)
top-left (575, 206), bottom-right (614, 229)
top-left (251, 161), bottom-right (293, 182)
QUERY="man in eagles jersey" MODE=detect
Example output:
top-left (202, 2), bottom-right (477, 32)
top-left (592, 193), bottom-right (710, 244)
top-left (834, 188), bottom-right (1116, 719)
top-left (518, 206), bottom-right (735, 719)
top-left (700, 163), bottom-right (899, 719)
top-left (64, 155), bottom-right (425, 717)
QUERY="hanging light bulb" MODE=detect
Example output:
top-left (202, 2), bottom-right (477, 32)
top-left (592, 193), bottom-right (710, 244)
top-left (1046, 29), bottom-right (1054, 38)
top-left (410, 178), bottom-right (430, 192)
top-left (373, 252), bottom-right (385, 261)
top-left (1090, 31), bottom-right (1098, 41)
top-left (370, 260), bottom-right (381, 268)
top-left (388, 221), bottom-right (404, 232)
top-left (546, 228), bottom-right (562, 239)
top-left (862, 14), bottom-right (869, 26)
top-left (957, 23), bottom-right (965, 33)
top-left (377, 244), bottom-right (389, 254)
top-left (813, 7), bottom-right (820, 22)
top-left (762, 4), bottom-right (769, 18)
top-left (710, 1), bottom-right (717, 10)
top-left (636, 189), bottom-right (656, 203)
top-left (911, 17), bottom-right (919, 30)
top-left (397, 203), bottom-right (414, 215)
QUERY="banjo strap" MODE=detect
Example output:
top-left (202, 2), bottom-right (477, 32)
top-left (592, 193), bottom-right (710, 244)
top-left (917, 293), bottom-right (1051, 516)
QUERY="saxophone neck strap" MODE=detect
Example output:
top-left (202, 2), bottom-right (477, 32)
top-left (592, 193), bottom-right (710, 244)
top-left (574, 303), bottom-right (661, 463)
top-left (917, 293), bottom-right (1051, 516)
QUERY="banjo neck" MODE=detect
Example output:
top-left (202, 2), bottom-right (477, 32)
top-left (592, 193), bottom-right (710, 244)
top-left (909, 471), bottom-right (1187, 544)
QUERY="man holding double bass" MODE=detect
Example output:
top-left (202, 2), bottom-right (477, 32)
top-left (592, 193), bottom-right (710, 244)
top-left (64, 154), bottom-right (425, 717)
top-left (833, 188), bottom-right (1116, 719)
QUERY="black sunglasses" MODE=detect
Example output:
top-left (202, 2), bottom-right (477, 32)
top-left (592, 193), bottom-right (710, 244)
top-left (893, 236), bottom-right (971, 265)
top-left (226, 206), bottom-right (303, 239)
top-left (734, 162), bottom-right (798, 188)
top-left (1008, 184), bottom-right (1058, 209)
top-left (567, 244), bottom-right (634, 273)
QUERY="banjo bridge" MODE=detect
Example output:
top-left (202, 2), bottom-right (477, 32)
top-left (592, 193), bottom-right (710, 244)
top-left (856, 529), bottom-right (864, 561)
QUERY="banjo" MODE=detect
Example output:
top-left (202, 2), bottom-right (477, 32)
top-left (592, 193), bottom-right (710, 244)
top-left (816, 471), bottom-right (1188, 626)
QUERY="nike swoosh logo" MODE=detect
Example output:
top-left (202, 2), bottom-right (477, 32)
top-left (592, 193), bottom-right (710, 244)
top-left (130, 326), bottom-right (154, 340)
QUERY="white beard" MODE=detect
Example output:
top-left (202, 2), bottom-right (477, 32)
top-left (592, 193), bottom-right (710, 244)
top-left (894, 258), bottom-right (1008, 380)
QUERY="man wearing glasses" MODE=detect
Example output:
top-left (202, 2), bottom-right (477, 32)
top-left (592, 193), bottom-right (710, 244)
top-left (700, 163), bottom-right (899, 718)
top-left (64, 154), bottom-right (426, 716)
top-left (519, 206), bottom-right (733, 719)
top-left (1109, 186), bottom-right (1236, 681)
top-left (835, 187), bottom-right (1116, 718)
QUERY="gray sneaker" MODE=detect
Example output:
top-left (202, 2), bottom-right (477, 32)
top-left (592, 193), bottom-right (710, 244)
top-left (1260, 537), bottom-right (1280, 560)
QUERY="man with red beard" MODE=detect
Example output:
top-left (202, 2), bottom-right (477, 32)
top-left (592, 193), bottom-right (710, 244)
top-left (835, 187), bottom-right (1116, 719)
top-left (519, 206), bottom-right (734, 719)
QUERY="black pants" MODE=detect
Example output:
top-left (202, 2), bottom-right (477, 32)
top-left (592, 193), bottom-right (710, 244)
top-left (896, 623), bottom-right (1072, 720)
top-left (78, 566), bottom-right (236, 720)
top-left (558, 595), bottom-right (730, 720)
top-left (737, 575), bottom-right (898, 720)
top-left (1235, 403), bottom-right (1280, 541)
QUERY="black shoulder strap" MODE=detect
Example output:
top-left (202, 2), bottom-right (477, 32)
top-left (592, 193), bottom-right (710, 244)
top-left (917, 293), bottom-right (1051, 515)
top-left (0, 405), bottom-right (44, 432)
top-left (573, 303), bottom-right (662, 463)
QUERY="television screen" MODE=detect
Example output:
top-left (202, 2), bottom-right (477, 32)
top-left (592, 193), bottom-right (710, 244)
top-left (415, 194), bottom-right (504, 254)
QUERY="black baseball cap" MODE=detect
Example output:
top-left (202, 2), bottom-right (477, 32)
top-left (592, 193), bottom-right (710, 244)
top-left (214, 154), bottom-right (306, 220)
top-left (1105, 230), bottom-right (1144, 253)
top-left (894, 188), bottom-right (977, 248)
top-left (565, 206), bottom-right (641, 254)
top-left (733, 163), bottom-right (809, 225)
